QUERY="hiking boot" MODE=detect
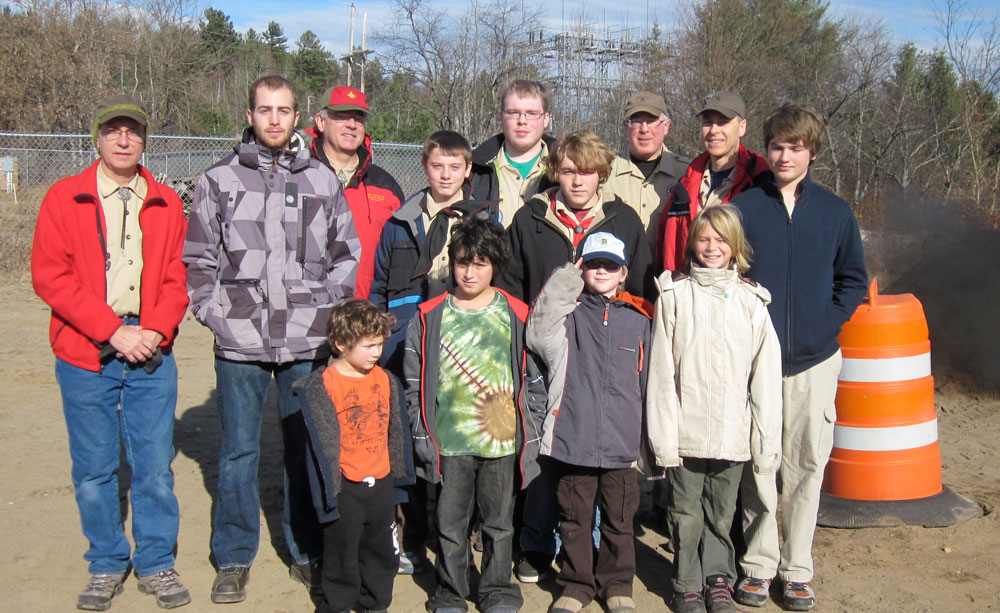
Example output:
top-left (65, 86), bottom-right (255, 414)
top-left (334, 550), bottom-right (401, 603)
top-left (136, 569), bottom-right (191, 609)
top-left (289, 559), bottom-right (322, 594)
top-left (670, 591), bottom-right (707, 613)
top-left (734, 576), bottom-right (771, 607)
top-left (783, 581), bottom-right (816, 611)
top-left (703, 575), bottom-right (737, 613)
top-left (77, 573), bottom-right (126, 611)
top-left (514, 552), bottom-right (552, 583)
top-left (550, 595), bottom-right (584, 613)
top-left (211, 566), bottom-right (249, 604)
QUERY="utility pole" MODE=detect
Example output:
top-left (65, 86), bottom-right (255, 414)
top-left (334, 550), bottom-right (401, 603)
top-left (341, 3), bottom-right (374, 92)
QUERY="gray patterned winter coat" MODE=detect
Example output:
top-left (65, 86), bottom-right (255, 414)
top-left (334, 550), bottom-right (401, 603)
top-left (183, 133), bottom-right (361, 362)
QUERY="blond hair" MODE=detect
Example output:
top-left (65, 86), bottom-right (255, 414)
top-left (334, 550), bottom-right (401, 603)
top-left (546, 131), bottom-right (614, 183)
top-left (501, 79), bottom-right (550, 114)
top-left (685, 205), bottom-right (752, 274)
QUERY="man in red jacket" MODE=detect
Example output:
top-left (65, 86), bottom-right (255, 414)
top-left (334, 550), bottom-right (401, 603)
top-left (657, 91), bottom-right (768, 272)
top-left (307, 86), bottom-right (404, 299)
top-left (31, 95), bottom-right (190, 611)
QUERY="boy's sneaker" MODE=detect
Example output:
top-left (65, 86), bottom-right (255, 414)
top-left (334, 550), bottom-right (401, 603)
top-left (703, 575), bottom-right (737, 613)
top-left (783, 581), bottom-right (816, 611)
top-left (77, 573), bottom-right (126, 611)
top-left (670, 591), bottom-right (707, 613)
top-left (734, 576), bottom-right (771, 607)
top-left (514, 552), bottom-right (552, 583)
top-left (398, 550), bottom-right (426, 575)
top-left (136, 569), bottom-right (191, 609)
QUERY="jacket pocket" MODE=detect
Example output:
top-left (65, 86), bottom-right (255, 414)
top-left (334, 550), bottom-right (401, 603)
top-left (295, 196), bottom-right (331, 277)
top-left (386, 243), bottom-right (419, 291)
top-left (214, 280), bottom-right (264, 349)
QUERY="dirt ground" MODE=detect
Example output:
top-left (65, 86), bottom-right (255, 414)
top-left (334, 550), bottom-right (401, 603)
top-left (3, 223), bottom-right (1000, 612)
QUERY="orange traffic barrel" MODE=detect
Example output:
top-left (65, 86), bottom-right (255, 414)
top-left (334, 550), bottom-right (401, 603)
top-left (818, 279), bottom-right (980, 528)
top-left (824, 278), bottom-right (940, 500)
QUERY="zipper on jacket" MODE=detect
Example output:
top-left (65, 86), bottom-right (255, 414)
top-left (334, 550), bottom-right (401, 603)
top-left (603, 300), bottom-right (609, 326)
top-left (221, 278), bottom-right (268, 303)
top-left (784, 213), bottom-right (794, 375)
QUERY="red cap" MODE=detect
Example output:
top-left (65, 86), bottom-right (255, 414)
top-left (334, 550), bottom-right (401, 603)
top-left (321, 86), bottom-right (369, 113)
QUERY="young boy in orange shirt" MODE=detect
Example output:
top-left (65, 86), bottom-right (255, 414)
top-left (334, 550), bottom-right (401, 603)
top-left (293, 299), bottom-right (415, 613)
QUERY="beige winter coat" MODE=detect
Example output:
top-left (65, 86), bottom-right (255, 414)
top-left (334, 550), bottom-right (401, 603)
top-left (646, 266), bottom-right (783, 473)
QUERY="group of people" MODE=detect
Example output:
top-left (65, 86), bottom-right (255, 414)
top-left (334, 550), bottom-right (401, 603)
top-left (31, 75), bottom-right (867, 613)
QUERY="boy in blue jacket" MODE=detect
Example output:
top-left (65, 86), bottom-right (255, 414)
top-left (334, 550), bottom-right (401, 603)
top-left (293, 299), bottom-right (415, 613)
top-left (731, 104), bottom-right (867, 612)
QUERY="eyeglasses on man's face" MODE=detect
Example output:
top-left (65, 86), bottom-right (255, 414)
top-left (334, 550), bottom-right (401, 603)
top-left (502, 110), bottom-right (546, 121)
top-left (100, 126), bottom-right (145, 143)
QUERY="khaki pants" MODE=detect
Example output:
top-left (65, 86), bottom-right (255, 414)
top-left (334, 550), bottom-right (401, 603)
top-left (739, 350), bottom-right (841, 583)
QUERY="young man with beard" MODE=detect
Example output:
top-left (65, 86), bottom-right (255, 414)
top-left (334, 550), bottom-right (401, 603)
top-left (184, 75), bottom-right (361, 603)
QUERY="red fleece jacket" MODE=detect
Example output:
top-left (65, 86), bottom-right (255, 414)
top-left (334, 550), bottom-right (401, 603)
top-left (31, 160), bottom-right (189, 371)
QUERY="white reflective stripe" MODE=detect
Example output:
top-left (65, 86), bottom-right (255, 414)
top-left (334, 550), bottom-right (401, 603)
top-left (839, 353), bottom-right (931, 382)
top-left (833, 419), bottom-right (938, 451)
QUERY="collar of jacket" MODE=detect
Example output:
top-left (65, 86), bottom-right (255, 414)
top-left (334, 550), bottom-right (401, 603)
top-left (689, 265), bottom-right (740, 288)
top-left (577, 289), bottom-right (654, 319)
top-left (237, 128), bottom-right (311, 172)
top-left (759, 170), bottom-right (815, 201)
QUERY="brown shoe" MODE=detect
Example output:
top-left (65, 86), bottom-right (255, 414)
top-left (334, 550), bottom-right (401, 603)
top-left (211, 566), bottom-right (249, 604)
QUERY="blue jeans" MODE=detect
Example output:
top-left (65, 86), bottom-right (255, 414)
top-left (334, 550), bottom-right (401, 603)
top-left (55, 351), bottom-right (179, 577)
top-left (211, 357), bottom-right (324, 567)
top-left (430, 454), bottom-right (523, 611)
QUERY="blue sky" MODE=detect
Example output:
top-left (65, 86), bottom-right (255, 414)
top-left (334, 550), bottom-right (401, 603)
top-left (201, 0), bottom-right (998, 58)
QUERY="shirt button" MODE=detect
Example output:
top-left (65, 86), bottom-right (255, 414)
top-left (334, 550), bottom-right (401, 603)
top-left (128, 259), bottom-right (134, 265)
top-left (126, 234), bottom-right (131, 240)
top-left (129, 285), bottom-right (136, 291)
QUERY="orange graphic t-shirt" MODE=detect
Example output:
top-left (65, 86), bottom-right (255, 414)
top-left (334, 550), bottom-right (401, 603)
top-left (322, 366), bottom-right (391, 482)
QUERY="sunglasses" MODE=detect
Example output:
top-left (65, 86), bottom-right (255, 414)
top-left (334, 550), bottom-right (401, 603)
top-left (583, 260), bottom-right (621, 272)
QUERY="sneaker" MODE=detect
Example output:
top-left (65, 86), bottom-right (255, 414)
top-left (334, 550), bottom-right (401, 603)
top-left (211, 566), bottom-right (249, 604)
top-left (514, 552), bottom-right (552, 583)
top-left (289, 559), bottom-right (322, 594)
top-left (670, 591), bottom-right (707, 613)
top-left (703, 575), bottom-right (737, 613)
top-left (783, 581), bottom-right (816, 611)
top-left (550, 595), bottom-right (584, 613)
top-left (136, 569), bottom-right (191, 609)
top-left (734, 576), bottom-right (771, 607)
top-left (398, 550), bottom-right (426, 575)
top-left (77, 573), bottom-right (126, 611)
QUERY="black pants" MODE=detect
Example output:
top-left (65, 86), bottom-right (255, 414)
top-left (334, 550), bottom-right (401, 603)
top-left (320, 477), bottom-right (398, 612)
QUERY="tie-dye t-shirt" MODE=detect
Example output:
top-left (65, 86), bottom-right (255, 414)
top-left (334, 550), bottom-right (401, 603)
top-left (435, 292), bottom-right (516, 457)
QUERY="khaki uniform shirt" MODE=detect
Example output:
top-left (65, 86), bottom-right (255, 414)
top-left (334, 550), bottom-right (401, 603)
top-left (97, 164), bottom-right (147, 316)
top-left (494, 141), bottom-right (550, 227)
top-left (699, 166), bottom-right (736, 210)
top-left (330, 158), bottom-right (360, 188)
top-left (604, 146), bottom-right (689, 250)
top-left (420, 194), bottom-right (459, 296)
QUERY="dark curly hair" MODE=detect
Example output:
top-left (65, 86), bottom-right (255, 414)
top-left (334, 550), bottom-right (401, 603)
top-left (447, 215), bottom-right (511, 276)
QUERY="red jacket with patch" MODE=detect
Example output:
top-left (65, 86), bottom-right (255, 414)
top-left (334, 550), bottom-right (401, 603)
top-left (31, 160), bottom-right (189, 371)
top-left (657, 144), bottom-right (767, 272)
top-left (307, 130), bottom-right (404, 299)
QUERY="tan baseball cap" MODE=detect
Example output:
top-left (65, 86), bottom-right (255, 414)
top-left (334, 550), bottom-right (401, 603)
top-left (624, 92), bottom-right (667, 119)
top-left (698, 91), bottom-right (746, 119)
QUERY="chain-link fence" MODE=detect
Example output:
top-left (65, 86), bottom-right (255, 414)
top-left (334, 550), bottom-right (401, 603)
top-left (0, 132), bottom-right (425, 208)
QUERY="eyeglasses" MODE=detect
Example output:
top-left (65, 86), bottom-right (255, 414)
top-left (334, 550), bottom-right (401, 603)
top-left (99, 127), bottom-right (145, 143)
top-left (626, 117), bottom-right (665, 130)
top-left (502, 110), bottom-right (546, 121)
top-left (583, 260), bottom-right (621, 272)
